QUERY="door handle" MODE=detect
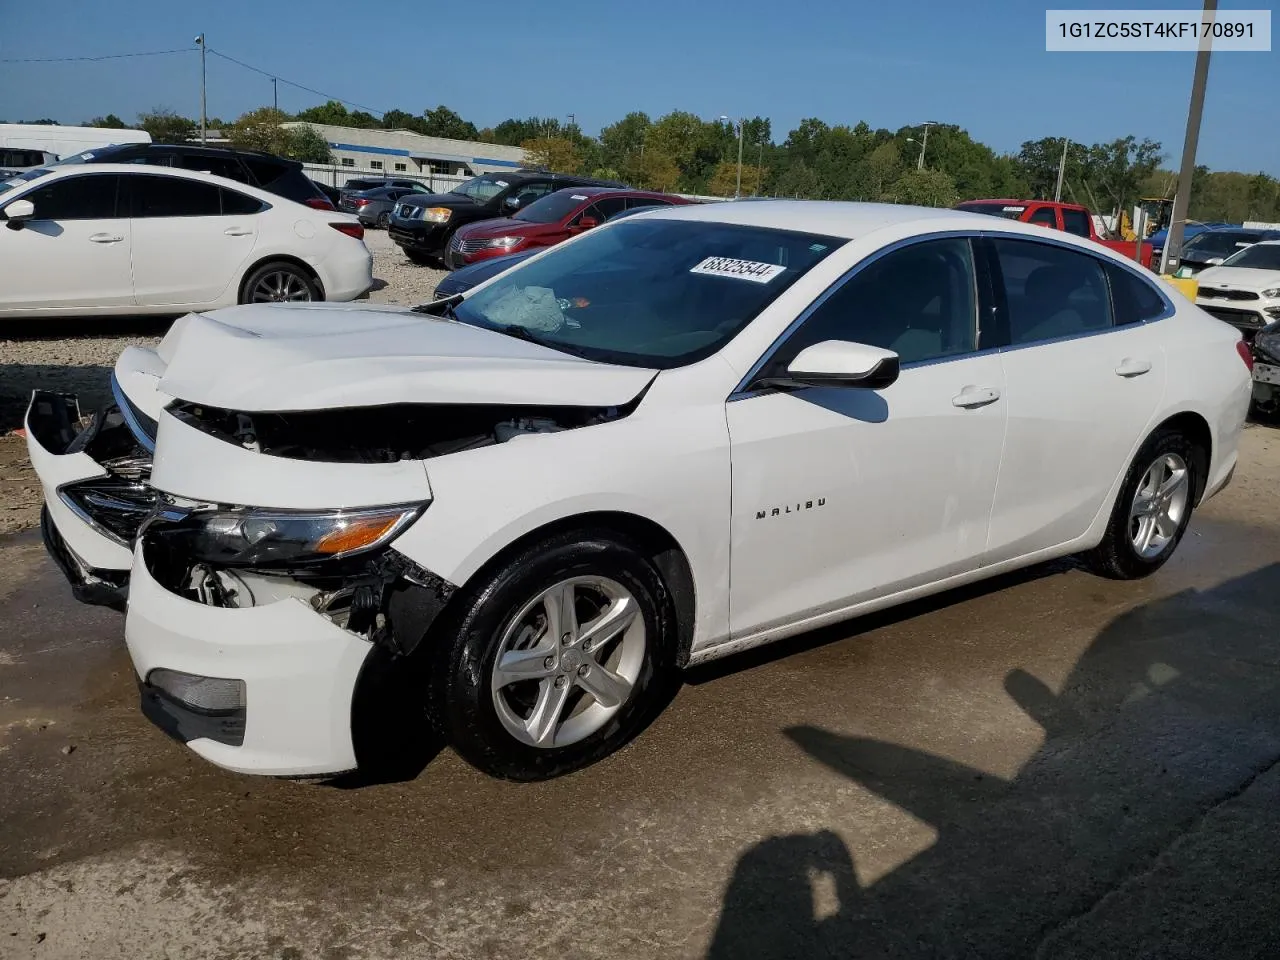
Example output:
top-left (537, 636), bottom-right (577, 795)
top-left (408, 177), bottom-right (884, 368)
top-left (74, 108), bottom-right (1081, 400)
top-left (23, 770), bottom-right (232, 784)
top-left (223, 227), bottom-right (253, 236)
top-left (88, 233), bottom-right (124, 243)
top-left (1115, 358), bottom-right (1152, 377)
top-left (952, 385), bottom-right (1001, 409)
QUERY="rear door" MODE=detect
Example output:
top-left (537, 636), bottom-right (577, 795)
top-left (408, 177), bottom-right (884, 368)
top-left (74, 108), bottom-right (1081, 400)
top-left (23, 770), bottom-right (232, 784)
top-left (124, 173), bottom-right (262, 307)
top-left (983, 236), bottom-right (1167, 562)
top-left (0, 172), bottom-right (133, 311)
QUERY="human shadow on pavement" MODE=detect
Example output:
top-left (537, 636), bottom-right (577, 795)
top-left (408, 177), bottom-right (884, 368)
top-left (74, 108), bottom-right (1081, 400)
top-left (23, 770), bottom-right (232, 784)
top-left (707, 563), bottom-right (1280, 959)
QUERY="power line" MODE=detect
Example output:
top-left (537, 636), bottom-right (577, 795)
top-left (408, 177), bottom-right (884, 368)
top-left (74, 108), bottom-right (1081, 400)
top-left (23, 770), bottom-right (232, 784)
top-left (0, 48), bottom-right (193, 64)
top-left (206, 48), bottom-right (386, 117)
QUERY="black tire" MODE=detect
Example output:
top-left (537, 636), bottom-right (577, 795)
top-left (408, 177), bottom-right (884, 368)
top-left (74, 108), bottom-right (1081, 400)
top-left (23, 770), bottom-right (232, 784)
top-left (376, 211), bottom-right (390, 229)
top-left (239, 261), bottom-right (321, 305)
top-left (1082, 428), bottom-right (1199, 580)
top-left (429, 529), bottom-right (678, 781)
top-left (403, 248), bottom-right (435, 266)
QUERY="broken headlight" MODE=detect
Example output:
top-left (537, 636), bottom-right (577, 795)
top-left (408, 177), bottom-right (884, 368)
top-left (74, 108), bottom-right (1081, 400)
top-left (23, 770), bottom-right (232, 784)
top-left (146, 504), bottom-right (423, 569)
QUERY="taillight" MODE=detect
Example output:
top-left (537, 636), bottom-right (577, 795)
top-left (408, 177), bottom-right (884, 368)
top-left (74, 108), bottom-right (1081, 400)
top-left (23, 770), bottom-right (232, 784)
top-left (1236, 338), bottom-right (1254, 371)
top-left (305, 197), bottom-right (336, 211)
top-left (331, 222), bottom-right (364, 241)
top-left (354, 198), bottom-right (371, 206)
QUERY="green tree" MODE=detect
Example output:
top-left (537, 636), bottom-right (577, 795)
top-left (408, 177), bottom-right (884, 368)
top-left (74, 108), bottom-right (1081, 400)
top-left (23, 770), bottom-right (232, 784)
top-left (138, 108), bottom-right (196, 143)
top-left (707, 160), bottom-right (763, 197)
top-left (627, 150), bottom-right (681, 192)
top-left (522, 136), bottom-right (580, 174)
top-left (491, 117), bottom-right (563, 146)
top-left (227, 107), bottom-right (291, 155)
top-left (85, 114), bottom-right (128, 129)
top-left (882, 168), bottom-right (959, 207)
top-left (600, 111), bottom-right (652, 172)
top-left (865, 141), bottom-right (904, 198)
top-left (773, 158), bottom-right (822, 198)
top-left (381, 109), bottom-right (427, 134)
top-left (294, 100), bottom-right (352, 126)
top-left (422, 105), bottom-right (479, 140)
top-left (286, 124), bottom-right (333, 163)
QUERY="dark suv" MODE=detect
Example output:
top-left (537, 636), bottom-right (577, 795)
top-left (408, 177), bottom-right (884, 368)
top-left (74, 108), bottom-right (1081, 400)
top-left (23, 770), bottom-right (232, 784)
top-left (54, 142), bottom-right (335, 209)
top-left (388, 169), bottom-right (626, 264)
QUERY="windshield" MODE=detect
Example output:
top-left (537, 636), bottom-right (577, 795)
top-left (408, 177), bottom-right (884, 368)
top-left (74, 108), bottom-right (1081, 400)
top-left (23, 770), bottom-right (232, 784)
top-left (515, 190), bottom-right (590, 223)
top-left (956, 202), bottom-right (1027, 220)
top-left (52, 145), bottom-right (128, 165)
top-left (1221, 244), bottom-right (1280, 271)
top-left (450, 219), bottom-right (843, 368)
top-left (450, 175), bottom-right (508, 202)
top-left (1184, 231), bottom-right (1266, 259)
top-left (0, 168), bottom-right (50, 197)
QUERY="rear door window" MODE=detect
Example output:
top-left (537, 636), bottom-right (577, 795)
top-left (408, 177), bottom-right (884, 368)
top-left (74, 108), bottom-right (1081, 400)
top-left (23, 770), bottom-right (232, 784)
top-left (176, 154), bottom-right (247, 183)
top-left (588, 197), bottom-right (628, 221)
top-left (991, 237), bottom-right (1113, 344)
top-left (1106, 263), bottom-right (1167, 324)
top-left (220, 187), bottom-right (266, 215)
top-left (626, 196), bottom-right (671, 210)
top-left (125, 174), bottom-right (224, 217)
top-left (1061, 208), bottom-right (1092, 238)
top-left (1027, 207), bottom-right (1059, 229)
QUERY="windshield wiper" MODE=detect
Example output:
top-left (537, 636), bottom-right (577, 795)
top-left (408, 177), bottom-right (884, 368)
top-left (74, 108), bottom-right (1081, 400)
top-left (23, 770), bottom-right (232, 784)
top-left (493, 324), bottom-right (558, 348)
top-left (411, 293), bottom-right (462, 318)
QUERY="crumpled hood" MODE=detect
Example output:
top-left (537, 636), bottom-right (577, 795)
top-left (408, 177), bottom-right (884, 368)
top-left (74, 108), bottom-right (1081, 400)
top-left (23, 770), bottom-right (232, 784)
top-left (148, 302), bottom-right (657, 412)
top-left (1195, 266), bottom-right (1280, 292)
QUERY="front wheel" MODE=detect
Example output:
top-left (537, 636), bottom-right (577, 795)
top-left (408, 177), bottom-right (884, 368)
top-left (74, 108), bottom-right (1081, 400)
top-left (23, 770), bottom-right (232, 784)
top-left (376, 211), bottom-right (390, 229)
top-left (429, 530), bottom-right (677, 781)
top-left (240, 261), bottom-right (320, 304)
top-left (1083, 428), bottom-right (1198, 579)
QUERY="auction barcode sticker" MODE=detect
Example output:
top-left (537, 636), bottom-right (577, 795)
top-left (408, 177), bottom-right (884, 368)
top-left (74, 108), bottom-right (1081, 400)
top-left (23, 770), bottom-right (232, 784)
top-left (1047, 10), bottom-right (1271, 51)
top-left (690, 257), bottom-right (786, 283)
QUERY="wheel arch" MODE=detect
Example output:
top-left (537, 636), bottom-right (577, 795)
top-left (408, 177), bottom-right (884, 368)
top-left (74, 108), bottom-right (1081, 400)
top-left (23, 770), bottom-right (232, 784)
top-left (238, 254), bottom-right (326, 303)
top-left (438, 510), bottom-right (698, 669)
top-left (1150, 409), bottom-right (1212, 504)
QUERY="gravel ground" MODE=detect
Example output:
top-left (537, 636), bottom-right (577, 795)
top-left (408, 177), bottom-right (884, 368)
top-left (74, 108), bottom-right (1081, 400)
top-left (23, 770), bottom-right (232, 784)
top-left (0, 229), bottom-right (446, 535)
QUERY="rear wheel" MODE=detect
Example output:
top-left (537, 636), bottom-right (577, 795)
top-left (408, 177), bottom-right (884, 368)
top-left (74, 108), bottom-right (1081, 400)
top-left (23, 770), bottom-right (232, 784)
top-left (429, 530), bottom-right (678, 781)
top-left (239, 261), bottom-right (320, 304)
top-left (1083, 428), bottom-right (1198, 580)
top-left (376, 211), bottom-right (390, 229)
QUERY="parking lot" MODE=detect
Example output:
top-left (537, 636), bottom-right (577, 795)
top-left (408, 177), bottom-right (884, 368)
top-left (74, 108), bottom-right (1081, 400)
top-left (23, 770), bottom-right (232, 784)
top-left (2, 283), bottom-right (1279, 960)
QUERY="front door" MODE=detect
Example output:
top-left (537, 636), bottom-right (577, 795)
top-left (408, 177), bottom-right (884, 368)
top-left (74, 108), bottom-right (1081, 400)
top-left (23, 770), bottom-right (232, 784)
top-left (0, 172), bottom-right (133, 312)
top-left (727, 236), bottom-right (1007, 638)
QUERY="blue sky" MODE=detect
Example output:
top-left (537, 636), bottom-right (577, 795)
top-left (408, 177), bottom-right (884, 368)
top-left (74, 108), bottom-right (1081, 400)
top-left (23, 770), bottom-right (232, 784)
top-left (2, 0), bottom-right (1276, 174)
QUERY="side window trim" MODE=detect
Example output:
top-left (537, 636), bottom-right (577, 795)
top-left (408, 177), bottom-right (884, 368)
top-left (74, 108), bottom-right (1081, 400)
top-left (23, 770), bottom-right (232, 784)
top-left (731, 231), bottom-right (990, 398)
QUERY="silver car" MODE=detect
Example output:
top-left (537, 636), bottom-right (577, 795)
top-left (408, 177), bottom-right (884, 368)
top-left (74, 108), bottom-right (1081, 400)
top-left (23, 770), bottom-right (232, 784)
top-left (339, 185), bottom-right (429, 228)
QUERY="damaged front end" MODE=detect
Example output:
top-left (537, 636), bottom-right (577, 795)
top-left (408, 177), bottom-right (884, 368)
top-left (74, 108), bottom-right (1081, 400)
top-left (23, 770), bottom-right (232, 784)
top-left (138, 499), bottom-right (453, 657)
top-left (25, 390), bottom-right (157, 610)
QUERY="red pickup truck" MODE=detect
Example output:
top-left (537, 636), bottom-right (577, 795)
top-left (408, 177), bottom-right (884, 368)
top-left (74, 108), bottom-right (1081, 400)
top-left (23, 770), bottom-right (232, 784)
top-left (956, 199), bottom-right (1154, 268)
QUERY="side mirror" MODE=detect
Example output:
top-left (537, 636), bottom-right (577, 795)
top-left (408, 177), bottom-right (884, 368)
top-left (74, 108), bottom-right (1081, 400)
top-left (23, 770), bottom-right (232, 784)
top-left (755, 340), bottom-right (900, 391)
top-left (503, 195), bottom-right (521, 211)
top-left (576, 216), bottom-right (598, 230)
top-left (1206, 257), bottom-right (1224, 266)
top-left (3, 198), bottom-right (34, 230)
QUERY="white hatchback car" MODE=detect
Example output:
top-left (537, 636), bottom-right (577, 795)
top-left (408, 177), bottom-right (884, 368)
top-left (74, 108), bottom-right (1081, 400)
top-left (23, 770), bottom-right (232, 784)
top-left (0, 164), bottom-right (372, 317)
top-left (26, 201), bottom-right (1251, 781)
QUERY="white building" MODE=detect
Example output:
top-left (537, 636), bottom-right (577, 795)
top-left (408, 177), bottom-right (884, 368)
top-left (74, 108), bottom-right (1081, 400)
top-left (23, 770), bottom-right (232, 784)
top-left (281, 122), bottom-right (528, 179)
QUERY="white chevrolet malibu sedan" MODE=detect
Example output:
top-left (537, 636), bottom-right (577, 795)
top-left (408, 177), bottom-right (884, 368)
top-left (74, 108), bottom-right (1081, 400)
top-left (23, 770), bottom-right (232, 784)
top-left (26, 201), bottom-right (1252, 781)
top-left (0, 164), bottom-right (372, 317)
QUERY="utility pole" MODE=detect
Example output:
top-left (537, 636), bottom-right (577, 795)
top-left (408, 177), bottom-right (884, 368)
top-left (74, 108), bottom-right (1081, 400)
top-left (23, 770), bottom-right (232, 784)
top-left (735, 119), bottom-right (744, 199)
top-left (195, 34), bottom-right (206, 143)
top-left (272, 77), bottom-right (278, 112)
top-left (1054, 138), bottom-right (1069, 202)
top-left (756, 137), bottom-right (764, 197)
top-left (917, 120), bottom-right (937, 171)
top-left (1162, 0), bottom-right (1217, 275)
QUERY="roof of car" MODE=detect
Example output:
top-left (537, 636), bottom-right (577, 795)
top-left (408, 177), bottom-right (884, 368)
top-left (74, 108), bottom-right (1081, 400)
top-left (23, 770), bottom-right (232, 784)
top-left (637, 199), bottom-right (1029, 240)
top-left (550, 186), bottom-right (678, 199)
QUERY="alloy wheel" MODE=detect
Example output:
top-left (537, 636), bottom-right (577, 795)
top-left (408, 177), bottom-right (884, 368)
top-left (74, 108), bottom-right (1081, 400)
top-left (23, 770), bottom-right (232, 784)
top-left (250, 271), bottom-right (313, 303)
top-left (1129, 452), bottom-right (1190, 559)
top-left (490, 575), bottom-right (646, 749)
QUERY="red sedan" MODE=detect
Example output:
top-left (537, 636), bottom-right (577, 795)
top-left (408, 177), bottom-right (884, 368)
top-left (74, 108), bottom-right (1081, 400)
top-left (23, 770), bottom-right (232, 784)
top-left (444, 187), bottom-right (692, 269)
